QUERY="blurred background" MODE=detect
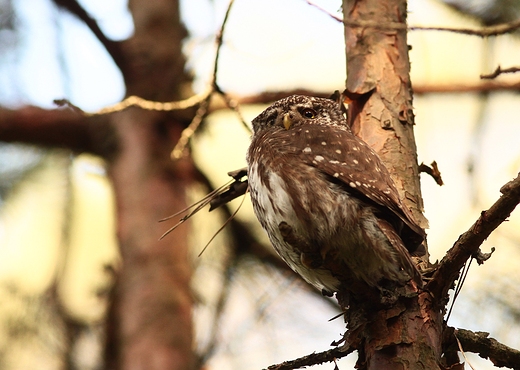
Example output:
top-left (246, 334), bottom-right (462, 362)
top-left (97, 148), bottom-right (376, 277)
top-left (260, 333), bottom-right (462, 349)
top-left (0, 0), bottom-right (519, 369)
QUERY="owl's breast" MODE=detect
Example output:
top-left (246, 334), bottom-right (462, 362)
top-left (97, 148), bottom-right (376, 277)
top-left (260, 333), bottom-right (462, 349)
top-left (248, 159), bottom-right (344, 292)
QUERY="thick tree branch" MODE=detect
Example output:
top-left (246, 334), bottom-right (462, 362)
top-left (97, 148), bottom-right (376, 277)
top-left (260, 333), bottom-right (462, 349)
top-left (0, 106), bottom-right (113, 156)
top-left (427, 173), bottom-right (520, 302)
top-left (444, 327), bottom-right (520, 369)
top-left (52, 0), bottom-right (125, 72)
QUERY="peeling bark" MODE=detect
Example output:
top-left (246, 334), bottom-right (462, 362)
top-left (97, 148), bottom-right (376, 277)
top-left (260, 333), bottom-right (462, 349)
top-left (342, 0), bottom-right (442, 368)
top-left (343, 0), bottom-right (427, 231)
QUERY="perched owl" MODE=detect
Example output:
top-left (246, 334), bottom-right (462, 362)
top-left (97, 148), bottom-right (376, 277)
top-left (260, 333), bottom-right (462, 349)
top-left (246, 95), bottom-right (425, 295)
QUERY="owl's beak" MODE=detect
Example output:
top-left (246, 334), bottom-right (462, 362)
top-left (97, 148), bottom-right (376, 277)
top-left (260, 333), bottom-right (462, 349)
top-left (283, 113), bottom-right (292, 130)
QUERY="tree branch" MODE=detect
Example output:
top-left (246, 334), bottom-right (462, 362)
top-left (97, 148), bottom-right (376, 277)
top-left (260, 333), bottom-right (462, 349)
top-left (0, 106), bottom-right (113, 155)
top-left (427, 172), bottom-right (520, 302)
top-left (51, 0), bottom-right (125, 72)
top-left (480, 66), bottom-right (520, 80)
top-left (265, 345), bottom-right (354, 370)
top-left (444, 327), bottom-right (520, 369)
top-left (306, 1), bottom-right (520, 37)
top-left (413, 81), bottom-right (520, 94)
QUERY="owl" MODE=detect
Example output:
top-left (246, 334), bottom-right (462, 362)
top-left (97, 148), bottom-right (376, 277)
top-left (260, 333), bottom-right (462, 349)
top-left (246, 95), bottom-right (425, 296)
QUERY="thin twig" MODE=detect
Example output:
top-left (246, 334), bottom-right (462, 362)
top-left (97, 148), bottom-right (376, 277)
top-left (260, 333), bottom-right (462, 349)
top-left (212, 0), bottom-right (235, 83)
top-left (413, 81), bottom-right (520, 94)
top-left (409, 21), bottom-right (520, 36)
top-left (171, 96), bottom-right (211, 160)
top-left (169, 0), bottom-right (240, 159)
top-left (210, 0), bottom-right (252, 132)
top-left (158, 177), bottom-right (236, 240)
top-left (481, 65), bottom-right (520, 79)
top-left (306, 0), bottom-right (520, 37)
top-left (159, 178), bottom-right (235, 222)
top-left (265, 345), bottom-right (354, 370)
top-left (215, 89), bottom-right (251, 133)
top-left (455, 333), bottom-right (477, 370)
top-left (445, 258), bottom-right (472, 322)
top-left (197, 190), bottom-right (247, 257)
top-left (86, 87), bottom-right (212, 116)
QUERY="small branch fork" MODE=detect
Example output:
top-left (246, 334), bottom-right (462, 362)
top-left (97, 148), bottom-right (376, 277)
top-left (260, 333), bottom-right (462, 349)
top-left (55, 0), bottom-right (248, 160)
top-left (481, 66), bottom-right (520, 80)
top-left (419, 161), bottom-right (444, 186)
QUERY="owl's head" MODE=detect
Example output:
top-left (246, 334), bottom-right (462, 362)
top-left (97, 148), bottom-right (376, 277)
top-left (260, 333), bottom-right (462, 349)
top-left (251, 95), bottom-right (348, 134)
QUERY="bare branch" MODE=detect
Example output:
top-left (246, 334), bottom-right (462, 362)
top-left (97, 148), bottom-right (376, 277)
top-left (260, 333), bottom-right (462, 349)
top-left (306, 0), bottom-right (520, 37)
top-left (0, 106), bottom-right (112, 155)
top-left (444, 328), bottom-right (520, 369)
top-left (265, 345), bottom-right (354, 370)
top-left (481, 66), bottom-right (520, 80)
top-left (426, 172), bottom-right (520, 301)
top-left (170, 96), bottom-right (211, 160)
top-left (86, 88), bottom-right (212, 116)
top-left (419, 161), bottom-right (444, 186)
top-left (413, 81), bottom-right (520, 94)
top-left (212, 0), bottom-right (235, 84)
top-left (409, 21), bottom-right (520, 37)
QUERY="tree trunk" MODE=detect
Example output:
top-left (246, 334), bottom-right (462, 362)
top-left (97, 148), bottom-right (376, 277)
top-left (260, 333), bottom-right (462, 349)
top-left (102, 1), bottom-right (197, 369)
top-left (342, 0), bottom-right (443, 368)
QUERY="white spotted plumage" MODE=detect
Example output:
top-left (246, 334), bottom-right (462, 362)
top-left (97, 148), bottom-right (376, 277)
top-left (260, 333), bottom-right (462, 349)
top-left (248, 161), bottom-right (341, 292)
top-left (247, 95), bottom-right (425, 293)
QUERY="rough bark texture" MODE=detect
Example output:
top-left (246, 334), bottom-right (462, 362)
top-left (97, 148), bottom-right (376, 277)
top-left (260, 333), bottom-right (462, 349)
top-left (343, 0), bottom-right (428, 231)
top-left (342, 0), bottom-right (442, 368)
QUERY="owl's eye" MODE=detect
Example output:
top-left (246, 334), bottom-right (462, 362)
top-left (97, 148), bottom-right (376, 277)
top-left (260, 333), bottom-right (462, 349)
top-left (301, 108), bottom-right (317, 119)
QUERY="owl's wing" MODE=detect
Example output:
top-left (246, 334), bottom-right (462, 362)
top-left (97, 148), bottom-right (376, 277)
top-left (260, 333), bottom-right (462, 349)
top-left (285, 124), bottom-right (425, 251)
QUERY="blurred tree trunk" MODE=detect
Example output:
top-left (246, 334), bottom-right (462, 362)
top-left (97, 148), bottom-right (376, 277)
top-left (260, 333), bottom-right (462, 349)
top-left (0, 0), bottom-right (197, 369)
top-left (342, 0), bottom-right (443, 369)
top-left (104, 1), bottom-right (196, 369)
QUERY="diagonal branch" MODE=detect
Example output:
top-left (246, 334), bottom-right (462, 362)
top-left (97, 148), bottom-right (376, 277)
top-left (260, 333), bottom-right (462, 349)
top-left (265, 345), bottom-right (354, 370)
top-left (426, 172), bottom-right (520, 302)
top-left (444, 327), bottom-right (520, 369)
top-left (51, 0), bottom-right (125, 72)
